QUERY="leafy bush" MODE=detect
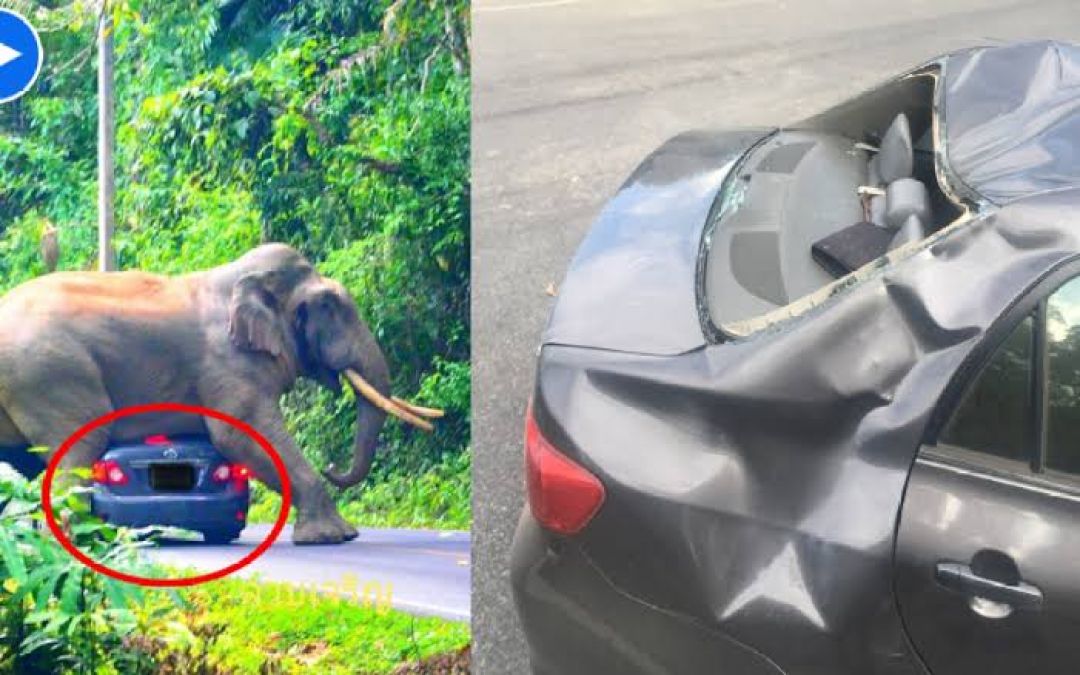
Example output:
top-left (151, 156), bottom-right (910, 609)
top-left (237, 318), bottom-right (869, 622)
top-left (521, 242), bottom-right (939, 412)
top-left (0, 466), bottom-right (468, 673)
top-left (249, 446), bottom-right (471, 529)
top-left (137, 574), bottom-right (470, 674)
top-left (340, 447), bottom-right (471, 529)
top-left (0, 463), bottom-right (173, 674)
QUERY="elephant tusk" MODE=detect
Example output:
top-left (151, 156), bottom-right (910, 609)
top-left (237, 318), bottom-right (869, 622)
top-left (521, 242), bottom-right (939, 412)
top-left (391, 396), bottom-right (445, 419)
top-left (384, 398), bottom-right (436, 431)
top-left (343, 369), bottom-right (434, 433)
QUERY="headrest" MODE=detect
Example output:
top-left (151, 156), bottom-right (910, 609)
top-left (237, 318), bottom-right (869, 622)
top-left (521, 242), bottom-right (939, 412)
top-left (889, 214), bottom-right (926, 251)
top-left (885, 177), bottom-right (929, 230)
top-left (877, 113), bottom-right (913, 183)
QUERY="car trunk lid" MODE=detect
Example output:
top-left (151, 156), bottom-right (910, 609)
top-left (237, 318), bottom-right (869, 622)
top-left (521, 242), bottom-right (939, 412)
top-left (541, 129), bottom-right (772, 356)
top-left (98, 436), bottom-right (219, 494)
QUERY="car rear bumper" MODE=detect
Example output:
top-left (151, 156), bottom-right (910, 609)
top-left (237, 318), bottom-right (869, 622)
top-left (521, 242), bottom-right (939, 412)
top-left (91, 491), bottom-right (249, 532)
top-left (510, 509), bottom-right (785, 675)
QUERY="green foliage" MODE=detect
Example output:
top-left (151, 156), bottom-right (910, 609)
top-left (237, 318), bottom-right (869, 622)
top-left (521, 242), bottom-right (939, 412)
top-left (0, 469), bottom-right (468, 673)
top-left (0, 0), bottom-right (471, 527)
top-left (155, 576), bottom-right (470, 674)
top-left (249, 446), bottom-right (471, 529)
top-left (0, 465), bottom-right (172, 674)
top-left (340, 446), bottom-right (471, 528)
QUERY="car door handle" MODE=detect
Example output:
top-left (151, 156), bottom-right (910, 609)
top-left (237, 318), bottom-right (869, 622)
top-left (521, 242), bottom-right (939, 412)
top-left (935, 561), bottom-right (1044, 610)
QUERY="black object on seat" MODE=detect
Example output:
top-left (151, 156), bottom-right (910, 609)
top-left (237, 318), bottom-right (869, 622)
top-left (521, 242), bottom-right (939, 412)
top-left (811, 222), bottom-right (895, 278)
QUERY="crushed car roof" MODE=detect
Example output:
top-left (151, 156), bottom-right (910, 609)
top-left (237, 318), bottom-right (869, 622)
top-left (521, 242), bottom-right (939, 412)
top-left (945, 40), bottom-right (1080, 206)
top-left (542, 41), bottom-right (1080, 355)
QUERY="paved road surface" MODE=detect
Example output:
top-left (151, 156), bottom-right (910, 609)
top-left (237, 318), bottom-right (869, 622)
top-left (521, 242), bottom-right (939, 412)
top-left (143, 524), bottom-right (470, 622)
top-left (472, 0), bottom-right (1080, 671)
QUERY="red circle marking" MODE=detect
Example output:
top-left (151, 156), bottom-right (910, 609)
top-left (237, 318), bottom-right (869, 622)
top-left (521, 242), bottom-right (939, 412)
top-left (41, 403), bottom-right (292, 587)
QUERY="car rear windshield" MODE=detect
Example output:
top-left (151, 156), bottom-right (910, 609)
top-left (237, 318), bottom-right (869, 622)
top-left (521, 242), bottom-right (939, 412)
top-left (700, 65), bottom-right (967, 339)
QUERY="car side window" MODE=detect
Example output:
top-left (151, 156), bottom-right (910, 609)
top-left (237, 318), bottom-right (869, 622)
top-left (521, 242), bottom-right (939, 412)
top-left (937, 274), bottom-right (1080, 485)
top-left (940, 315), bottom-right (1033, 465)
top-left (1047, 277), bottom-right (1080, 476)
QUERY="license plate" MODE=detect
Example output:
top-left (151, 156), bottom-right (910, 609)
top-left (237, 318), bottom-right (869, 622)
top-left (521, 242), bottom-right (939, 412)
top-left (149, 463), bottom-right (196, 491)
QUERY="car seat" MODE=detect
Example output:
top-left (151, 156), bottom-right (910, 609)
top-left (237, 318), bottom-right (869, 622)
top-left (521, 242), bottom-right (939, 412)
top-left (866, 113), bottom-right (929, 249)
top-left (812, 113), bottom-right (932, 275)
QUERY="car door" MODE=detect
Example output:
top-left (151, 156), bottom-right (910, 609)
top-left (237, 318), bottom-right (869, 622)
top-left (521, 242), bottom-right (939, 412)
top-left (895, 273), bottom-right (1080, 675)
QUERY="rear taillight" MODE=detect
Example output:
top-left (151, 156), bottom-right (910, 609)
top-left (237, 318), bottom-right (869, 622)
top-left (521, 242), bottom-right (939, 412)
top-left (91, 460), bottom-right (129, 486)
top-left (212, 464), bottom-right (250, 485)
top-left (144, 435), bottom-right (171, 445)
top-left (524, 402), bottom-right (605, 535)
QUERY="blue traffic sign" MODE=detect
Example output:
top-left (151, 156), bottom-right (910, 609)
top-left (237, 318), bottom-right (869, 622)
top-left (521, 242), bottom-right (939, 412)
top-left (0, 9), bottom-right (41, 104)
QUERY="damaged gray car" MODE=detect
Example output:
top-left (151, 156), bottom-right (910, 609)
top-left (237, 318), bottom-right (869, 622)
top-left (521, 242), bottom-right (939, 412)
top-left (512, 41), bottom-right (1080, 674)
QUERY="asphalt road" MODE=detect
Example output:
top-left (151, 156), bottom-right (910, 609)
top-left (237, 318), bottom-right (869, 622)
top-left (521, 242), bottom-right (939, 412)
top-left (472, 0), bottom-right (1080, 671)
top-left (143, 524), bottom-right (471, 622)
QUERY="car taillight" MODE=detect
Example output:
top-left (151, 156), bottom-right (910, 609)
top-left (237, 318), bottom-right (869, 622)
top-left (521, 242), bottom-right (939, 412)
top-left (91, 460), bottom-right (128, 486)
top-left (212, 464), bottom-right (250, 484)
top-left (144, 435), bottom-right (171, 445)
top-left (524, 402), bottom-right (605, 535)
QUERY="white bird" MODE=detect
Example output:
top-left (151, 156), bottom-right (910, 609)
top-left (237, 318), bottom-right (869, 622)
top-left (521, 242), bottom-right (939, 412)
top-left (40, 221), bottom-right (59, 273)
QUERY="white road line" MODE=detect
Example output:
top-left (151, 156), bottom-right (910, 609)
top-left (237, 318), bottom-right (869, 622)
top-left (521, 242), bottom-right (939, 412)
top-left (393, 599), bottom-right (471, 622)
top-left (474, 0), bottom-right (578, 12)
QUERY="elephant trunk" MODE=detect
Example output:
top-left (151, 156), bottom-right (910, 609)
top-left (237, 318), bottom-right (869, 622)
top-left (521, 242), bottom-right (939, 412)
top-left (323, 344), bottom-right (391, 490)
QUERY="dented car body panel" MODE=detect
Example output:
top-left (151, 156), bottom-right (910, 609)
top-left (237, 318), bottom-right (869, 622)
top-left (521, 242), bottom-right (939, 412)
top-left (513, 41), bottom-right (1080, 674)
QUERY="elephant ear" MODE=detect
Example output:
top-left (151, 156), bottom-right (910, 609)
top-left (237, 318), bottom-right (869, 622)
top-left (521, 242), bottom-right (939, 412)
top-left (293, 295), bottom-right (343, 394)
top-left (228, 271), bottom-right (288, 358)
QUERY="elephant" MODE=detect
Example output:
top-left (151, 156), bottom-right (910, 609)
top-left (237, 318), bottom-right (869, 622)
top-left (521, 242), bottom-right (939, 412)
top-left (0, 243), bottom-right (437, 544)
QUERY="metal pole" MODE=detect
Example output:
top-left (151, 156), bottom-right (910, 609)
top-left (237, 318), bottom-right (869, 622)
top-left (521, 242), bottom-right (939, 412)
top-left (97, 4), bottom-right (115, 272)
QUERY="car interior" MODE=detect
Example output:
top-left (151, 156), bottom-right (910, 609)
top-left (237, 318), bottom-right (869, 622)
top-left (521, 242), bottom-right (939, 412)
top-left (704, 68), bottom-right (967, 334)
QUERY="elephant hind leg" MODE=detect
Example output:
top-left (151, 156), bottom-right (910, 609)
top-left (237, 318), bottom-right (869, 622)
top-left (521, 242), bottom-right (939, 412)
top-left (0, 363), bottom-right (113, 478)
top-left (6, 406), bottom-right (111, 481)
top-left (0, 407), bottom-right (110, 494)
top-left (0, 404), bottom-right (41, 479)
top-left (0, 404), bottom-right (28, 447)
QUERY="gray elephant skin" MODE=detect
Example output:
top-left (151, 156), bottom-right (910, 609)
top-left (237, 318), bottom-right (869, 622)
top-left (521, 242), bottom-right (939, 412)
top-left (0, 243), bottom-right (397, 545)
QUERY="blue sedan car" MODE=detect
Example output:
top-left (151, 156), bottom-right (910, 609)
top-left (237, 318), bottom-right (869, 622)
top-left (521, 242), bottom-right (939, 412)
top-left (91, 435), bottom-right (250, 544)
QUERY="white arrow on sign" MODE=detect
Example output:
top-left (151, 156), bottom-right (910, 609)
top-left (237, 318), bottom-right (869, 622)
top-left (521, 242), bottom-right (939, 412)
top-left (0, 43), bottom-right (21, 67)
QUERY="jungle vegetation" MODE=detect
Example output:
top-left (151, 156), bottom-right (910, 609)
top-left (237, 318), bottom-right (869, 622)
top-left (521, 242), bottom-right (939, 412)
top-left (0, 0), bottom-right (471, 529)
top-left (0, 465), bottom-right (469, 673)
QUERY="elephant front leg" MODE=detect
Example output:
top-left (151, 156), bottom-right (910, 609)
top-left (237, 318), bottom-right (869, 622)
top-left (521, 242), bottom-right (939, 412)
top-left (205, 405), bottom-right (358, 545)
